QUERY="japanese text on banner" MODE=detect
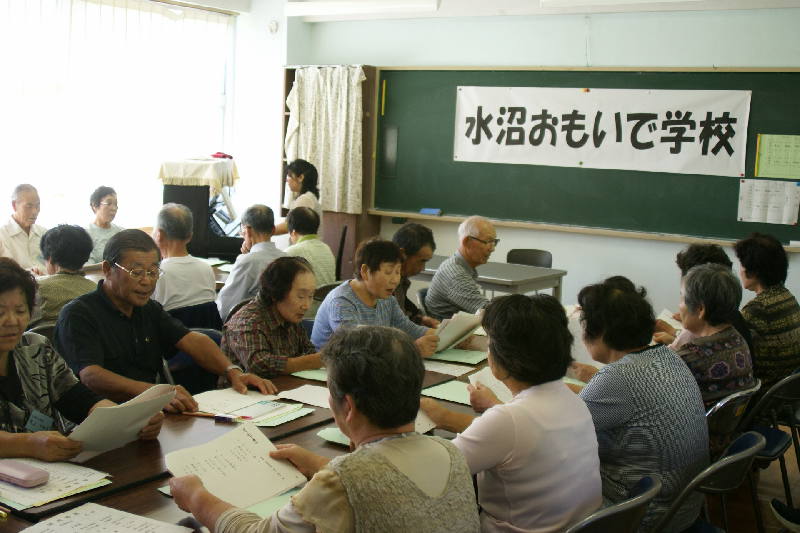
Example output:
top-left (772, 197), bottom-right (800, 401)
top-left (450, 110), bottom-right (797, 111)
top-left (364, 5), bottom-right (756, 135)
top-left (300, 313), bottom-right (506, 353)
top-left (454, 86), bottom-right (751, 177)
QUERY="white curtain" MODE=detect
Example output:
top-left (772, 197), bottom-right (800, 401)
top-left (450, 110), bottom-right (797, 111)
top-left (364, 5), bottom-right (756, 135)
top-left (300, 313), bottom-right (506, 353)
top-left (0, 0), bottom-right (234, 229)
top-left (285, 66), bottom-right (366, 215)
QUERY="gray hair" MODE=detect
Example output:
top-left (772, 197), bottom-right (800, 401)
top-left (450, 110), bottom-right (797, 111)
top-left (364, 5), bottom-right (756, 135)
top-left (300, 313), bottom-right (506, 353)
top-left (458, 215), bottom-right (491, 240)
top-left (683, 263), bottom-right (742, 326)
top-left (157, 203), bottom-right (194, 241)
top-left (12, 184), bottom-right (37, 202)
top-left (241, 204), bottom-right (275, 235)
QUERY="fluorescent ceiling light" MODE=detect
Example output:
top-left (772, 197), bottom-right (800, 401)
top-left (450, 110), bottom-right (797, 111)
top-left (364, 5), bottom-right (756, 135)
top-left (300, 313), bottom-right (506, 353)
top-left (541, 0), bottom-right (700, 5)
top-left (285, 0), bottom-right (439, 17)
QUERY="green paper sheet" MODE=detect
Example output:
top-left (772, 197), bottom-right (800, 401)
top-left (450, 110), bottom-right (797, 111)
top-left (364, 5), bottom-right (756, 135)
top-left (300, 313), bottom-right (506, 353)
top-left (255, 407), bottom-right (315, 427)
top-left (428, 348), bottom-right (487, 365)
top-left (421, 380), bottom-right (471, 405)
top-left (317, 427), bottom-right (350, 447)
top-left (247, 488), bottom-right (302, 517)
top-left (562, 377), bottom-right (587, 388)
top-left (291, 369), bottom-right (328, 382)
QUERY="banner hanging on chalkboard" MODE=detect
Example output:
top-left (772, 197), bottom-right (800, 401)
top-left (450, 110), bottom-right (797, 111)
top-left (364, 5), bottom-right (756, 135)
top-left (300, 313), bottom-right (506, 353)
top-left (454, 86), bottom-right (750, 178)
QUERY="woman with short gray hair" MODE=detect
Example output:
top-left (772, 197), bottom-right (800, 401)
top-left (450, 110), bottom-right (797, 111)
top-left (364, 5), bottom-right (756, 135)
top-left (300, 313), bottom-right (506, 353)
top-left (676, 263), bottom-right (755, 407)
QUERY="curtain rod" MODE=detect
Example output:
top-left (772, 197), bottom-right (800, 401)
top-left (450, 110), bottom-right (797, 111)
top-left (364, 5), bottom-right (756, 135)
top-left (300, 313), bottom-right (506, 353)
top-left (148, 0), bottom-right (239, 17)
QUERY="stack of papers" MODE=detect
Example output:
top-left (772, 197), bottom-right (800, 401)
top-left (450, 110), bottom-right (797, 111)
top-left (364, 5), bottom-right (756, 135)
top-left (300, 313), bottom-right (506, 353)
top-left (193, 388), bottom-right (311, 426)
top-left (70, 384), bottom-right (175, 453)
top-left (423, 360), bottom-right (473, 377)
top-left (22, 503), bottom-right (191, 532)
top-left (166, 424), bottom-right (305, 508)
top-left (0, 460), bottom-right (110, 510)
top-left (194, 389), bottom-right (277, 415)
top-left (436, 311), bottom-right (482, 352)
top-left (421, 381), bottom-right (471, 405)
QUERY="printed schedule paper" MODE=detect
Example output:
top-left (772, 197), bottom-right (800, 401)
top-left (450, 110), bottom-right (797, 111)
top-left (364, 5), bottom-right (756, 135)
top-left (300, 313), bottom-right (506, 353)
top-left (22, 502), bottom-right (191, 532)
top-left (737, 179), bottom-right (800, 225)
top-left (165, 423), bottom-right (305, 508)
top-left (0, 459), bottom-right (109, 509)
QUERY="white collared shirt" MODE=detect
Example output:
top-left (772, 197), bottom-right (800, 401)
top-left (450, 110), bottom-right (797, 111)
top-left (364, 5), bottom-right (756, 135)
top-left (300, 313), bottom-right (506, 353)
top-left (0, 217), bottom-right (46, 272)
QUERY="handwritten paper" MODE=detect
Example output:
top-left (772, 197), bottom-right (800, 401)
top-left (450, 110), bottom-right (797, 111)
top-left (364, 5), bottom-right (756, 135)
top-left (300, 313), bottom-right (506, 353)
top-left (428, 348), bottom-right (487, 365)
top-left (756, 134), bottom-right (800, 179)
top-left (468, 367), bottom-right (513, 403)
top-left (194, 389), bottom-right (277, 415)
top-left (421, 381), bottom-right (471, 405)
top-left (738, 179), bottom-right (800, 225)
top-left (69, 385), bottom-right (175, 452)
top-left (0, 460), bottom-right (109, 509)
top-left (423, 360), bottom-right (473, 377)
top-left (291, 369), bottom-right (328, 382)
top-left (278, 385), bottom-right (330, 408)
top-left (22, 502), bottom-right (191, 532)
top-left (165, 423), bottom-right (305, 508)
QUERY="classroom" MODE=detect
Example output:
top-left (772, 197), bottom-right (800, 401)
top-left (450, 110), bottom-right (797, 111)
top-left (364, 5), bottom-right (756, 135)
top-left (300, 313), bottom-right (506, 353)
top-left (2, 1), bottom-right (800, 532)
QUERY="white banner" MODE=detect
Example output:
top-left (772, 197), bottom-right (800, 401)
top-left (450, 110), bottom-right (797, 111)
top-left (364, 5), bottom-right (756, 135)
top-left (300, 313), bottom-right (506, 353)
top-left (454, 86), bottom-right (751, 177)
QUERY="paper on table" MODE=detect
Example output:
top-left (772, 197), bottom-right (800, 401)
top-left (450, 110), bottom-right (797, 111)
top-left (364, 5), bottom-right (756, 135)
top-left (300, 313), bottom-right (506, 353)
top-left (165, 423), bottom-right (305, 508)
top-left (563, 377), bottom-right (587, 388)
top-left (421, 381), bottom-right (471, 405)
top-left (69, 385), bottom-right (175, 452)
top-left (738, 178), bottom-right (800, 225)
top-left (255, 407), bottom-right (315, 427)
top-left (423, 360), bottom-right (473, 377)
top-left (217, 263), bottom-right (235, 273)
top-left (657, 309), bottom-right (683, 332)
top-left (428, 348), bottom-right (487, 365)
top-left (22, 502), bottom-right (191, 532)
top-left (248, 403), bottom-right (303, 424)
top-left (278, 384), bottom-right (330, 408)
top-left (473, 326), bottom-right (487, 336)
top-left (291, 369), bottom-right (328, 382)
top-left (468, 367), bottom-right (513, 403)
top-left (247, 488), bottom-right (302, 518)
top-left (0, 459), bottom-right (108, 509)
top-left (436, 311), bottom-right (482, 352)
top-left (317, 427), bottom-right (350, 447)
top-left (194, 389), bottom-right (277, 415)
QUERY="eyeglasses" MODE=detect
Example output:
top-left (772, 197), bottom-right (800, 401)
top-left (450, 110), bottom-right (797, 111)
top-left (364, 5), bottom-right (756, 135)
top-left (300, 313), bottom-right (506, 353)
top-left (468, 236), bottom-right (500, 247)
top-left (114, 263), bottom-right (163, 280)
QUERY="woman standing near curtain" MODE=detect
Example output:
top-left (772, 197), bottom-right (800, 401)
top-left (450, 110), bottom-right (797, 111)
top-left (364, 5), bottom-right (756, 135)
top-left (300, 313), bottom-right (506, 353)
top-left (274, 159), bottom-right (321, 236)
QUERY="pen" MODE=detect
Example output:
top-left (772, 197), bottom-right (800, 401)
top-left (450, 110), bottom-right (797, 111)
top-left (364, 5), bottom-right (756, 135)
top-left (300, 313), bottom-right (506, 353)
top-left (182, 411), bottom-right (215, 418)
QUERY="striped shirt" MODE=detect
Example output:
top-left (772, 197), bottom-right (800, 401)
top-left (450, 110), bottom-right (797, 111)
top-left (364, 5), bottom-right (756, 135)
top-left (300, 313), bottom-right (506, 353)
top-left (285, 235), bottom-right (336, 287)
top-left (311, 281), bottom-right (428, 350)
top-left (742, 285), bottom-right (800, 390)
top-left (580, 344), bottom-right (709, 532)
top-left (425, 252), bottom-right (488, 320)
top-left (222, 299), bottom-right (315, 378)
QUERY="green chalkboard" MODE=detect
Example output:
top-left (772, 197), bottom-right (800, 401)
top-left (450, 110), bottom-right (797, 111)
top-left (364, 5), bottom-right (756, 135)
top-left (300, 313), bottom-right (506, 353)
top-left (375, 69), bottom-right (800, 242)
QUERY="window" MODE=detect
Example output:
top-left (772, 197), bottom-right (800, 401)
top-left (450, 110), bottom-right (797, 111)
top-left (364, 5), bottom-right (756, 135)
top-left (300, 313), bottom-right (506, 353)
top-left (0, 0), bottom-right (235, 229)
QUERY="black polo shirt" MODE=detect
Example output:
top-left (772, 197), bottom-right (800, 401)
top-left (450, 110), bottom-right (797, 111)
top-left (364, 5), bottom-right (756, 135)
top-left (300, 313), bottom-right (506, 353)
top-left (55, 281), bottom-right (190, 383)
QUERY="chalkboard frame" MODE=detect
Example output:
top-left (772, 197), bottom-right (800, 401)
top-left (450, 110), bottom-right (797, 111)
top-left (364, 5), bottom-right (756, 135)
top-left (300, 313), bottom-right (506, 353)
top-left (371, 67), bottom-right (800, 248)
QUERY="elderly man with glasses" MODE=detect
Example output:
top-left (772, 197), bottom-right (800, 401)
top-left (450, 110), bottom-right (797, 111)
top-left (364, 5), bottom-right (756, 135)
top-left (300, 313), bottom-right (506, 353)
top-left (425, 216), bottom-right (498, 320)
top-left (55, 229), bottom-right (276, 413)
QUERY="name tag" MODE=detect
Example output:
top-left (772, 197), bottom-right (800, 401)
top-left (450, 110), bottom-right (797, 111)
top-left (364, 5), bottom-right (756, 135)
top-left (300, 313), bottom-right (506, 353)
top-left (25, 410), bottom-right (54, 432)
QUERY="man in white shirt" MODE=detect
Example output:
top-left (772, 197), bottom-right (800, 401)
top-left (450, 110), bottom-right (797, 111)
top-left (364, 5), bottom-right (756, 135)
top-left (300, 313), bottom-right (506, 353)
top-left (0, 184), bottom-right (47, 274)
top-left (152, 203), bottom-right (218, 315)
top-left (284, 207), bottom-right (336, 287)
top-left (216, 204), bottom-right (285, 321)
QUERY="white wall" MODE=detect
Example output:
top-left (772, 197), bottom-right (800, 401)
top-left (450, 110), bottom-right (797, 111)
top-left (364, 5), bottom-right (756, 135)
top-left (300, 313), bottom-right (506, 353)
top-left (284, 8), bottom-right (800, 310)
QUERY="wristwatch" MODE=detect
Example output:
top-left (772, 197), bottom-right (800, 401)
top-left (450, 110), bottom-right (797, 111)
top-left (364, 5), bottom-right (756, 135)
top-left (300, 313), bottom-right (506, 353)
top-left (225, 364), bottom-right (244, 375)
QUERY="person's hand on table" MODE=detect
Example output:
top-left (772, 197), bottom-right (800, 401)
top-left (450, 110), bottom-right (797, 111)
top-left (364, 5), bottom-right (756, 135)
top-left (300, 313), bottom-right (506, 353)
top-left (419, 397), bottom-right (448, 427)
top-left (138, 411), bottom-right (165, 440)
top-left (165, 385), bottom-right (199, 414)
top-left (270, 444), bottom-right (330, 479)
top-left (420, 316), bottom-right (440, 328)
top-left (229, 370), bottom-right (278, 395)
top-left (567, 362), bottom-right (599, 384)
top-left (654, 319), bottom-right (678, 337)
top-left (170, 474), bottom-right (207, 512)
top-left (653, 331), bottom-right (676, 345)
top-left (415, 334), bottom-right (438, 358)
top-left (467, 383), bottom-right (502, 413)
top-left (28, 431), bottom-right (83, 461)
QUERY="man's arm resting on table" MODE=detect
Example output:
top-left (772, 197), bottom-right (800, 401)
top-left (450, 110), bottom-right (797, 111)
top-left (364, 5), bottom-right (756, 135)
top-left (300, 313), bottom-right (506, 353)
top-left (283, 353), bottom-right (322, 374)
top-left (79, 365), bottom-right (154, 403)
